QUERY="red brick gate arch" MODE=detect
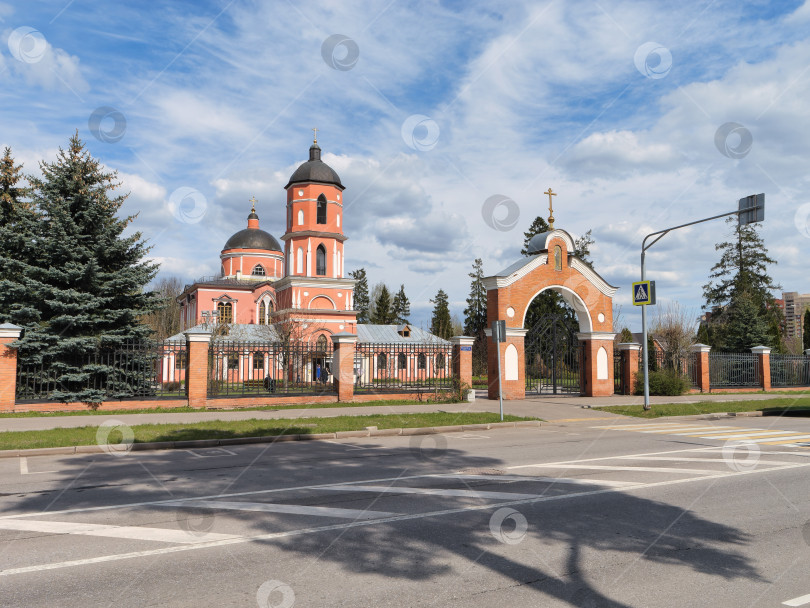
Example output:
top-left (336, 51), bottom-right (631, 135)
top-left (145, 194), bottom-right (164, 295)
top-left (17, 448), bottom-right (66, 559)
top-left (483, 229), bottom-right (618, 399)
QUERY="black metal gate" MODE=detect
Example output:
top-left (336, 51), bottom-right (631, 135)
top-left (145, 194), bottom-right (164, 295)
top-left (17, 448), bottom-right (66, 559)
top-left (525, 313), bottom-right (581, 395)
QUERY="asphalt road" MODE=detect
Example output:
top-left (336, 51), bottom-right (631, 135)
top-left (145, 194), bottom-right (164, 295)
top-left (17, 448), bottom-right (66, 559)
top-left (2, 415), bottom-right (810, 607)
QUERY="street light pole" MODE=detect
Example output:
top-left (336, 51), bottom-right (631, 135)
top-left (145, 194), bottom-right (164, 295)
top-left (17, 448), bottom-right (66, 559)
top-left (639, 195), bottom-right (764, 411)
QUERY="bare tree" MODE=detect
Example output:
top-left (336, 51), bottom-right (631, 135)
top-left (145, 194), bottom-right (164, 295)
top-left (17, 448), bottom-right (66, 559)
top-left (141, 276), bottom-right (184, 340)
top-left (651, 302), bottom-right (698, 369)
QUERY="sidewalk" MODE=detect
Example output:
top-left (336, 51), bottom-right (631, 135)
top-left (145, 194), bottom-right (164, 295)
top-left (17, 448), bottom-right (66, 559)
top-left (0, 391), bottom-right (794, 432)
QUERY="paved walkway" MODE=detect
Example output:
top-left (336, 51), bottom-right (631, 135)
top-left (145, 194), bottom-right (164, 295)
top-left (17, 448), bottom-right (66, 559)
top-left (0, 391), bottom-right (798, 432)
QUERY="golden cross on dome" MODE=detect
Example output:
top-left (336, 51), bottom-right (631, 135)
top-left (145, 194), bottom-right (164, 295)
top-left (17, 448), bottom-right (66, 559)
top-left (249, 196), bottom-right (257, 213)
top-left (312, 127), bottom-right (318, 144)
top-left (544, 188), bottom-right (557, 229)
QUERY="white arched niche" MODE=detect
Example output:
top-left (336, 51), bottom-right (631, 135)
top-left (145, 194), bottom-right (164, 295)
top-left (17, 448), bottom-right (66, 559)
top-left (521, 285), bottom-right (593, 333)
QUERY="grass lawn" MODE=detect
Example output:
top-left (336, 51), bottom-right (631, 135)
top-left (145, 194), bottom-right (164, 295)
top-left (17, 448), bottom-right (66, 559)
top-left (596, 396), bottom-right (810, 419)
top-left (0, 412), bottom-right (537, 451)
top-left (0, 398), bottom-right (458, 419)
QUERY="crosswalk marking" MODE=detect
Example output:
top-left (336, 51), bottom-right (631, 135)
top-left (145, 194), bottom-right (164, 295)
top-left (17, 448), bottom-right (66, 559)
top-left (509, 464), bottom-right (721, 474)
top-left (319, 485), bottom-right (538, 500)
top-left (783, 593), bottom-right (810, 606)
top-left (439, 474), bottom-right (639, 488)
top-left (594, 422), bottom-right (810, 448)
top-left (0, 519), bottom-right (239, 544)
top-left (160, 500), bottom-right (396, 519)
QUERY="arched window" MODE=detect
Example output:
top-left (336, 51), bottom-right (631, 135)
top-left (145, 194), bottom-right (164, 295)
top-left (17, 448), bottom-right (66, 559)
top-left (297, 209), bottom-right (304, 225)
top-left (258, 301), bottom-right (266, 325)
top-left (417, 353), bottom-right (426, 370)
top-left (316, 244), bottom-right (326, 276)
top-left (296, 247), bottom-right (303, 273)
top-left (220, 264), bottom-right (226, 277)
top-left (336, 214), bottom-right (341, 227)
top-left (554, 245), bottom-right (562, 271)
top-left (175, 351), bottom-right (187, 370)
top-left (398, 352), bottom-right (406, 370)
top-left (377, 352), bottom-right (387, 369)
top-left (317, 194), bottom-right (327, 224)
top-left (436, 352), bottom-right (446, 369)
top-left (316, 334), bottom-right (328, 352)
top-left (216, 302), bottom-right (233, 324)
top-left (252, 264), bottom-right (265, 276)
top-left (253, 351), bottom-right (265, 370)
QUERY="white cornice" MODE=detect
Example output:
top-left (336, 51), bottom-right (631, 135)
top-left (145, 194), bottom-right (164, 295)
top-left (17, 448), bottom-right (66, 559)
top-left (576, 332), bottom-right (617, 341)
top-left (483, 255), bottom-right (548, 290)
top-left (273, 277), bottom-right (356, 291)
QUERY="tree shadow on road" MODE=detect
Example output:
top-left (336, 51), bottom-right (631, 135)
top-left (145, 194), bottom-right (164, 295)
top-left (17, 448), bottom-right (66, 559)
top-left (2, 436), bottom-right (767, 606)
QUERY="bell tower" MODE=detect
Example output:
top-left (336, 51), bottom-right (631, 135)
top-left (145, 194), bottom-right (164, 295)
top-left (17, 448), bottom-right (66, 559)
top-left (273, 134), bottom-right (357, 334)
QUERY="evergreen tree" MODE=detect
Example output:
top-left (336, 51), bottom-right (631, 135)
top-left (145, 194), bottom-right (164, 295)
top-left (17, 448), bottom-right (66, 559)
top-left (349, 268), bottom-right (370, 323)
top-left (804, 309), bottom-right (810, 351)
top-left (619, 327), bottom-right (633, 343)
top-left (0, 146), bottom-right (38, 332)
top-left (13, 134), bottom-right (161, 403)
top-left (520, 216), bottom-right (551, 256)
top-left (430, 289), bottom-right (453, 340)
top-left (391, 284), bottom-right (410, 324)
top-left (463, 258), bottom-right (487, 335)
top-left (574, 229), bottom-right (595, 268)
top-left (721, 292), bottom-right (771, 351)
top-left (702, 217), bottom-right (781, 349)
top-left (371, 284), bottom-right (393, 325)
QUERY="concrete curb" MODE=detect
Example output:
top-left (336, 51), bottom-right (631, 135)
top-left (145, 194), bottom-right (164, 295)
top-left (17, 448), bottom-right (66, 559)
top-left (0, 420), bottom-right (542, 458)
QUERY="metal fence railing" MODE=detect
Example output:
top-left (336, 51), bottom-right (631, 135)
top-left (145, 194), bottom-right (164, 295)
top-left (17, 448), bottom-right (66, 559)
top-left (207, 340), bottom-right (336, 398)
top-left (709, 352), bottom-right (760, 388)
top-left (636, 349), bottom-right (698, 388)
top-left (770, 354), bottom-right (810, 388)
top-left (16, 341), bottom-right (187, 403)
top-left (354, 342), bottom-right (454, 394)
top-left (613, 353), bottom-right (623, 394)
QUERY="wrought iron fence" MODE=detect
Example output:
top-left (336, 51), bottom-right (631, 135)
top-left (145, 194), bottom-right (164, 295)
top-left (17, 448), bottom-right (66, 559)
top-left (207, 340), bottom-right (336, 397)
top-left (354, 341), bottom-right (454, 394)
top-left (709, 352), bottom-right (760, 388)
top-left (613, 352), bottom-right (623, 394)
top-left (770, 354), bottom-right (810, 388)
top-left (16, 341), bottom-right (187, 403)
top-left (637, 349), bottom-right (698, 388)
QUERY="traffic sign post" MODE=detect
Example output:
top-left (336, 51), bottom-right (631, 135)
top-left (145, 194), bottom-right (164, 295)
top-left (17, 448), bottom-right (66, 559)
top-left (639, 193), bottom-right (765, 410)
top-left (632, 281), bottom-right (656, 306)
top-left (492, 320), bottom-right (506, 421)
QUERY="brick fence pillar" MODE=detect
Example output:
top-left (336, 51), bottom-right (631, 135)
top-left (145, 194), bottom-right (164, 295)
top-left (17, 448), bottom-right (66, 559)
top-left (0, 323), bottom-right (22, 412)
top-left (577, 332), bottom-right (617, 397)
top-left (450, 336), bottom-right (475, 392)
top-left (751, 345), bottom-right (771, 391)
top-left (617, 342), bottom-right (641, 395)
top-left (184, 326), bottom-right (213, 408)
top-left (331, 332), bottom-right (357, 402)
top-left (689, 343), bottom-right (711, 393)
top-left (484, 327), bottom-right (527, 400)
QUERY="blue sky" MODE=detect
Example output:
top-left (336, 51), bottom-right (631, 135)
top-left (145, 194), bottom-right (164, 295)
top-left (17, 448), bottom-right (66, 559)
top-left (2, 0), bottom-right (809, 333)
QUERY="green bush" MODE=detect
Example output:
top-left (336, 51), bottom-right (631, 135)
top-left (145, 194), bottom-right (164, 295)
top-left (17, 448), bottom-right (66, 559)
top-left (633, 369), bottom-right (690, 396)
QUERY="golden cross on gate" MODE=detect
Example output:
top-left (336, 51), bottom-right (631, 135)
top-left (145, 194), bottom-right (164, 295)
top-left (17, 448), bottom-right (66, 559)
top-left (545, 188), bottom-right (557, 229)
top-left (312, 127), bottom-right (318, 143)
top-left (249, 195), bottom-right (257, 213)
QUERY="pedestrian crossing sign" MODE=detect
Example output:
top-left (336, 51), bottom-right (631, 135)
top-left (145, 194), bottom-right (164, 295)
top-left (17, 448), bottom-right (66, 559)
top-left (632, 280), bottom-right (656, 306)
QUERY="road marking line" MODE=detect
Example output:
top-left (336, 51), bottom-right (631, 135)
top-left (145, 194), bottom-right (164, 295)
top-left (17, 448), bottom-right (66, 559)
top-left (159, 500), bottom-right (395, 520)
top-left (641, 427), bottom-right (744, 434)
top-left (614, 456), bottom-right (799, 465)
top-left (783, 593), bottom-right (810, 606)
top-left (510, 464), bottom-right (723, 474)
top-left (690, 431), bottom-right (800, 439)
top-left (0, 519), bottom-right (239, 544)
top-left (439, 474), bottom-right (639, 488)
top-left (0, 446), bottom-right (733, 521)
top-left (4, 460), bottom-right (810, 577)
top-left (714, 434), bottom-right (810, 444)
top-left (319, 485), bottom-right (539, 500)
top-left (667, 429), bottom-right (796, 437)
top-left (18, 457), bottom-right (57, 475)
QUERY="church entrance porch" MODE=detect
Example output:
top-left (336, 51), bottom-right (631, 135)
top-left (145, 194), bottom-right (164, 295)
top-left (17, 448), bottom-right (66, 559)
top-left (525, 313), bottom-right (581, 395)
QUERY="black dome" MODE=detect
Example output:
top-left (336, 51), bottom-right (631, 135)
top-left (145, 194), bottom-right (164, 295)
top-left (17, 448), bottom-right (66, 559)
top-left (223, 228), bottom-right (281, 252)
top-left (284, 143), bottom-right (343, 189)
